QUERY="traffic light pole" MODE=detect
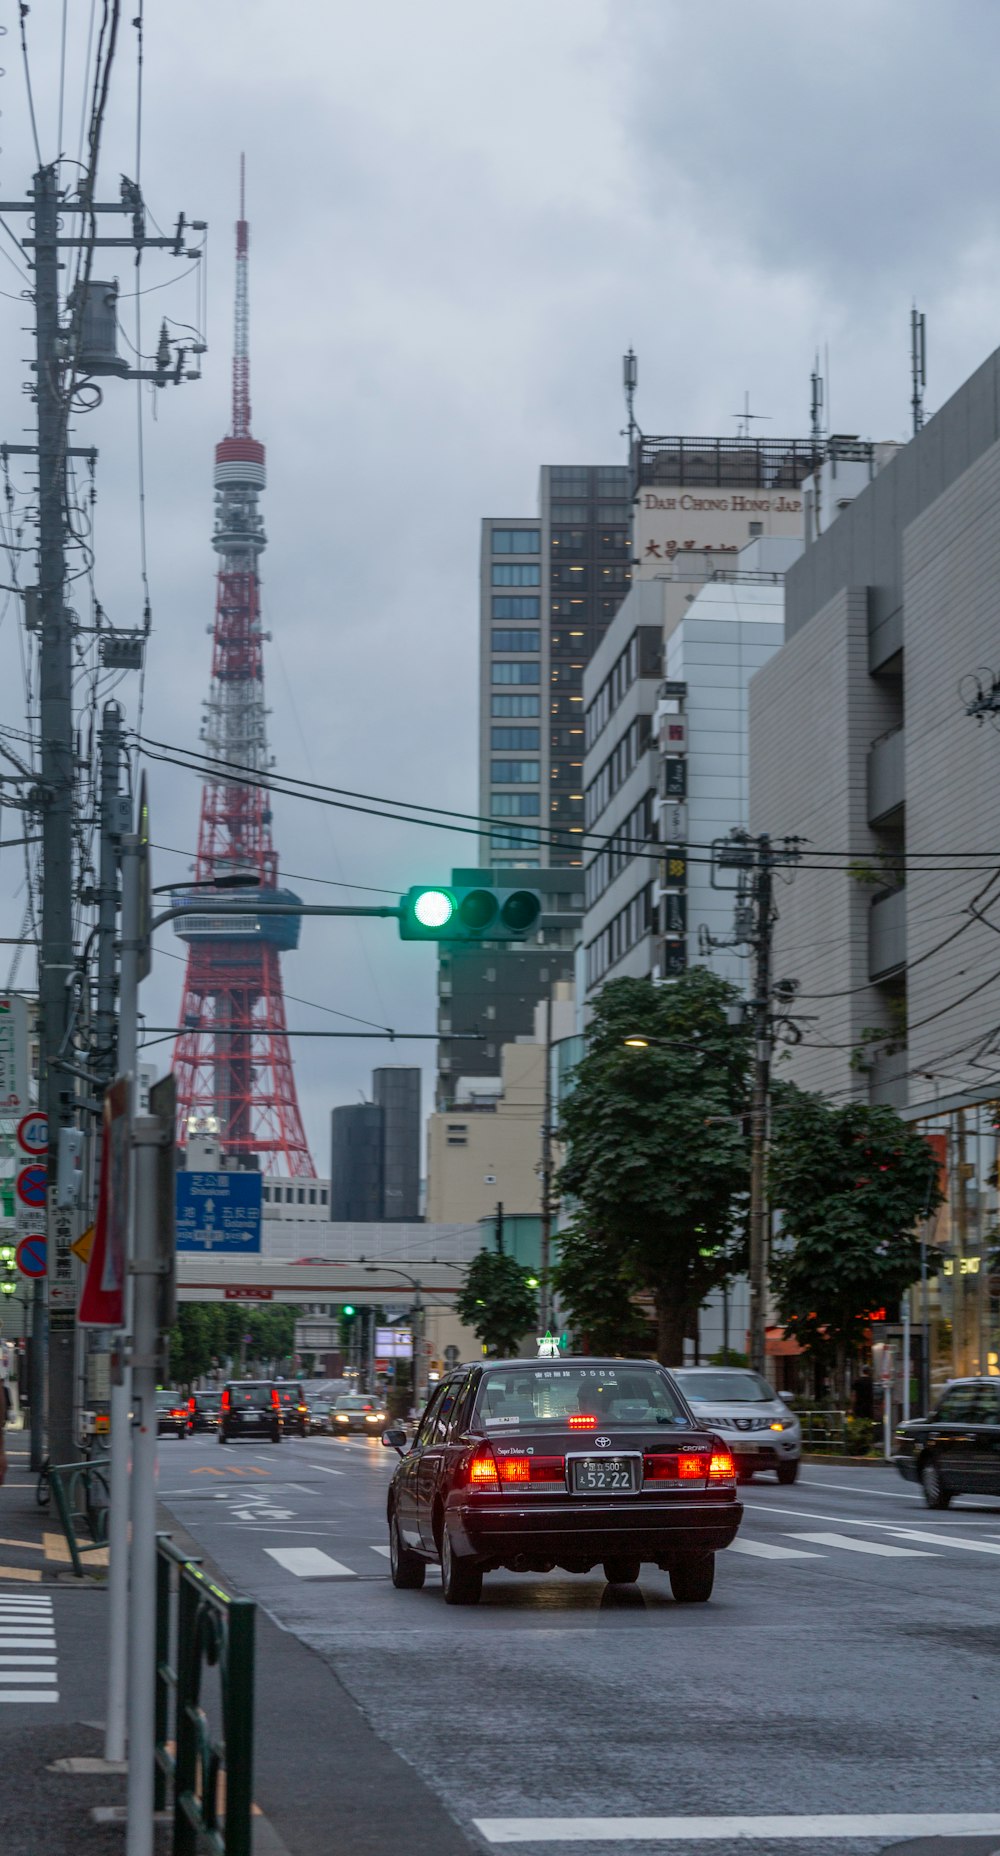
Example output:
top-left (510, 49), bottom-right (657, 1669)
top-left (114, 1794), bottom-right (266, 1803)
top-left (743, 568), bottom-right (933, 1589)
top-left (748, 846), bottom-right (774, 1380)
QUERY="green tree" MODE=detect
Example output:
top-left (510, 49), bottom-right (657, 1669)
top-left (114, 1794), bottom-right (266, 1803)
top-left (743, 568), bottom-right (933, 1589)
top-left (769, 1086), bottom-right (943, 1383)
top-left (551, 1223), bottom-right (653, 1355)
top-left (557, 971), bottom-right (752, 1365)
top-left (456, 1250), bottom-right (539, 1357)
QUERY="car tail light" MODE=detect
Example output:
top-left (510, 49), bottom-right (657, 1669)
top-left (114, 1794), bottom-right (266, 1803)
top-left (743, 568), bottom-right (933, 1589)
top-left (643, 1452), bottom-right (708, 1482)
top-left (468, 1447), bottom-right (499, 1489)
top-left (221, 1388), bottom-right (231, 1410)
top-left (499, 1456), bottom-right (531, 1482)
top-left (188, 1397), bottom-right (195, 1413)
top-left (709, 1451), bottom-right (736, 1483)
top-left (495, 1454), bottom-right (565, 1486)
top-left (271, 1389), bottom-right (281, 1410)
top-left (567, 1414), bottom-right (597, 1430)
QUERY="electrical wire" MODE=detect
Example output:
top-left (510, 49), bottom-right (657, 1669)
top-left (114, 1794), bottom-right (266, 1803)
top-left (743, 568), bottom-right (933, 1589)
top-left (56, 0), bottom-right (68, 157)
top-left (17, 3), bottom-right (42, 167)
top-left (148, 838), bottom-right (400, 898)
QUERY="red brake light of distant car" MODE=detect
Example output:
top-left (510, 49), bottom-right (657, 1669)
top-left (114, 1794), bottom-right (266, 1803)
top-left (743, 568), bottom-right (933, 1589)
top-left (221, 1388), bottom-right (231, 1410)
top-left (567, 1414), bottom-right (597, 1430)
top-left (468, 1448), bottom-right (499, 1489)
top-left (708, 1451), bottom-right (736, 1483)
top-left (188, 1397), bottom-right (196, 1412)
top-left (271, 1389), bottom-right (281, 1410)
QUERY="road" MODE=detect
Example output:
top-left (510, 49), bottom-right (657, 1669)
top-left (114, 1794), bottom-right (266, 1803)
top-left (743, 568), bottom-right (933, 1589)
top-left (157, 1433), bottom-right (1000, 1856)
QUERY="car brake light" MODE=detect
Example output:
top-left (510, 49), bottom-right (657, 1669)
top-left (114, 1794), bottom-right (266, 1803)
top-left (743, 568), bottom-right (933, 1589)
top-left (499, 1456), bottom-right (531, 1482)
top-left (643, 1452), bottom-right (708, 1482)
top-left (188, 1398), bottom-right (195, 1412)
top-left (568, 1414), bottom-right (597, 1430)
top-left (709, 1451), bottom-right (736, 1482)
top-left (491, 1454), bottom-right (566, 1486)
top-left (221, 1388), bottom-right (231, 1410)
top-left (271, 1389), bottom-right (280, 1409)
top-left (469, 1447), bottom-right (499, 1489)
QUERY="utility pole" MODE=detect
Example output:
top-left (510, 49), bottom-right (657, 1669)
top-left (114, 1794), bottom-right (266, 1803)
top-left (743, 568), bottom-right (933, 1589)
top-left (495, 1200), bottom-right (504, 1256)
top-left (538, 990), bottom-right (554, 1335)
top-left (748, 840), bottom-right (774, 1380)
top-left (911, 307), bottom-right (926, 437)
top-left (35, 164), bottom-right (75, 1468)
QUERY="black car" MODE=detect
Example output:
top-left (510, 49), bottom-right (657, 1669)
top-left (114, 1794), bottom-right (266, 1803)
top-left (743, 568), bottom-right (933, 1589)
top-left (274, 1382), bottom-right (309, 1438)
top-left (895, 1377), bottom-right (1000, 1507)
top-left (219, 1380), bottom-right (281, 1444)
top-left (187, 1391), bottom-right (220, 1434)
top-left (382, 1356), bottom-right (741, 1606)
top-left (156, 1391), bottom-right (188, 1439)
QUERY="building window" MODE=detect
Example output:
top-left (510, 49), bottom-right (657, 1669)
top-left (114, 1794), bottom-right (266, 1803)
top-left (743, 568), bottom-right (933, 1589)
top-left (550, 468), bottom-right (590, 492)
top-left (298, 1188), bottom-right (305, 1205)
top-left (492, 662), bottom-right (540, 685)
top-left (446, 1124), bottom-right (468, 1146)
top-left (493, 596), bottom-right (540, 620)
top-left (492, 529), bottom-right (539, 554)
top-left (493, 857), bottom-right (540, 868)
top-left (491, 563), bottom-right (541, 586)
top-left (308, 1188), bottom-right (316, 1206)
top-left (491, 760), bottom-right (539, 784)
top-left (491, 726), bottom-right (540, 750)
top-left (491, 793), bottom-right (541, 816)
top-left (490, 827), bottom-right (540, 851)
top-left (320, 1189), bottom-right (328, 1205)
top-left (491, 693), bottom-right (541, 717)
top-left (549, 503), bottom-right (590, 522)
top-left (263, 1184), bottom-right (271, 1202)
top-left (492, 629), bottom-right (540, 653)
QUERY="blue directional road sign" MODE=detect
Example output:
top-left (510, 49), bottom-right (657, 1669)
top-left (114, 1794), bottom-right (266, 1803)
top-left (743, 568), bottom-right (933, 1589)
top-left (175, 1171), bottom-right (262, 1254)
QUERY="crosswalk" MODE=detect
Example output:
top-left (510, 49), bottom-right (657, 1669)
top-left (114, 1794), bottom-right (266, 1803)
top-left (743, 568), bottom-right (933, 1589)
top-left (0, 1594), bottom-right (57, 1703)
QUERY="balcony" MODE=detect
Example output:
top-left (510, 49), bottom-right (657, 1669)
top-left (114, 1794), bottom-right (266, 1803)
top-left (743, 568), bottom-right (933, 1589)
top-left (867, 726), bottom-right (904, 825)
top-left (869, 887), bottom-right (906, 982)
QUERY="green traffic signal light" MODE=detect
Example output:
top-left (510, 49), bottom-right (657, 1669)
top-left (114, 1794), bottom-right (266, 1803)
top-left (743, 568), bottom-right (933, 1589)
top-left (342, 1304), bottom-right (356, 1318)
top-left (399, 884), bottom-right (542, 942)
top-left (413, 890), bottom-right (454, 930)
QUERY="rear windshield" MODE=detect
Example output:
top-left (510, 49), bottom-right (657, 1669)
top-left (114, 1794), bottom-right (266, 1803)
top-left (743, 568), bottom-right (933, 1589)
top-left (228, 1385), bottom-right (273, 1409)
top-left (674, 1371), bottom-right (776, 1404)
top-left (193, 1393), bottom-right (217, 1408)
top-left (157, 1393), bottom-right (181, 1410)
top-left (476, 1365), bottom-right (688, 1429)
top-left (276, 1388), bottom-right (302, 1405)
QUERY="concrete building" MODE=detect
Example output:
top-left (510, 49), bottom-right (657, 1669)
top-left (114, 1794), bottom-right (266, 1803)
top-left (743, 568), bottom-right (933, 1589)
top-left (329, 1068), bottom-right (421, 1222)
top-left (436, 866), bottom-right (582, 1105)
top-left (427, 988), bottom-right (575, 1225)
top-left (479, 465), bottom-right (633, 872)
top-left (749, 349), bottom-right (1000, 1385)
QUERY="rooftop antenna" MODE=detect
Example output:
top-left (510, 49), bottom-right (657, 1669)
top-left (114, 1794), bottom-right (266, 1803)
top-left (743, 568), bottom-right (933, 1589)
top-left (732, 390), bottom-right (770, 439)
top-left (911, 305), bottom-right (926, 436)
top-left (810, 354), bottom-right (825, 445)
top-left (622, 347), bottom-right (638, 460)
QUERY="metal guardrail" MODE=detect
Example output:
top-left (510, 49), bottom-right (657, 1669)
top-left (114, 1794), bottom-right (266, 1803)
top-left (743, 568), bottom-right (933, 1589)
top-left (48, 1455), bottom-right (111, 1576)
top-left (155, 1532), bottom-right (256, 1856)
top-left (798, 1409), bottom-right (851, 1452)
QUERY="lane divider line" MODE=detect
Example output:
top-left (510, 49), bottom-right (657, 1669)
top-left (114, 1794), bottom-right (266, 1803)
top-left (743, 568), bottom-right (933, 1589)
top-left (472, 1811), bottom-right (1000, 1844)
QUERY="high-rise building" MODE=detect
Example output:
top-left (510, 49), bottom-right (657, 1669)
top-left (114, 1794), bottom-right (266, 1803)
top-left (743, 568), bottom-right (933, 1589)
top-left (329, 1067), bottom-right (422, 1220)
top-left (479, 465), bottom-right (633, 871)
top-left (435, 867), bottom-right (582, 1106)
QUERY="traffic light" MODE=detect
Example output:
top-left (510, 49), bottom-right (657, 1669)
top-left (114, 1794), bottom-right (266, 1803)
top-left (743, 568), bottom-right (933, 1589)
top-left (342, 1304), bottom-right (356, 1318)
top-left (0, 1245), bottom-right (16, 1298)
top-left (398, 885), bottom-right (543, 942)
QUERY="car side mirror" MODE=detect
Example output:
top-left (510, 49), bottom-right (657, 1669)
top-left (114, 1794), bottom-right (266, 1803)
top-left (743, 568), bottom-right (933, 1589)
top-left (382, 1427), bottom-right (408, 1457)
top-left (778, 1390), bottom-right (795, 1407)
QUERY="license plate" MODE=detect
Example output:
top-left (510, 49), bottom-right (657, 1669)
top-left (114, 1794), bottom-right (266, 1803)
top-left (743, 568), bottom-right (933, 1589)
top-left (571, 1457), bottom-right (639, 1493)
top-left (243, 1412), bottom-right (260, 1423)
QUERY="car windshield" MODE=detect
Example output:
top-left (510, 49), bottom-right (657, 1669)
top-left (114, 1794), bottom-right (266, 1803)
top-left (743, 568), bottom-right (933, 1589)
top-left (674, 1371), bottom-right (776, 1404)
top-left (336, 1396), bottom-right (372, 1411)
top-left (229, 1385), bottom-right (273, 1409)
top-left (476, 1364), bottom-right (688, 1428)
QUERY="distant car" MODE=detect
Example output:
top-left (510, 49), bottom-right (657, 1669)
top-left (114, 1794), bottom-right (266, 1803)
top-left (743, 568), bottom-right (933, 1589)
top-left (671, 1368), bottom-right (801, 1485)
top-left (302, 1394), bottom-right (331, 1436)
top-left (219, 1380), bottom-right (281, 1445)
top-left (274, 1382), bottom-right (309, 1438)
top-left (332, 1393), bottom-right (388, 1435)
top-left (895, 1377), bottom-right (1000, 1507)
top-left (187, 1391), bottom-right (220, 1434)
top-left (156, 1391), bottom-right (188, 1440)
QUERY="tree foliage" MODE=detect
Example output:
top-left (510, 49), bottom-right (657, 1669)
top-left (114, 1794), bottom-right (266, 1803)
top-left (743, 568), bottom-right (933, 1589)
top-left (455, 1249), bottom-right (539, 1357)
top-left (551, 1223), bottom-right (653, 1356)
top-left (168, 1303), bottom-right (302, 1387)
top-left (556, 971), bottom-right (752, 1365)
top-left (769, 1085), bottom-right (943, 1373)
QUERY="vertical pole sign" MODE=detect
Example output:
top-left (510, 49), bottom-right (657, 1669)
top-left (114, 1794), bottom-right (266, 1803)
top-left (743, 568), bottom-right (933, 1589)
top-left (78, 1078), bottom-right (131, 1327)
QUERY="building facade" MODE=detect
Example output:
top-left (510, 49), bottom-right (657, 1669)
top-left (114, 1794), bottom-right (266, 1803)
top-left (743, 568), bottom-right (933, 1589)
top-left (479, 465), bottom-right (633, 871)
top-left (373, 1067), bottom-right (421, 1221)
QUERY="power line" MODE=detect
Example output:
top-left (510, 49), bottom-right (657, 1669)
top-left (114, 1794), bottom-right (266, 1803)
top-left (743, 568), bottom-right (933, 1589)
top-left (17, 3), bottom-right (42, 167)
top-left (149, 837), bottom-right (400, 897)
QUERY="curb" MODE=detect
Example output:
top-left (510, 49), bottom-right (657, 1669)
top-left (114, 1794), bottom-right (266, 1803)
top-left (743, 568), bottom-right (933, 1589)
top-left (802, 1452), bottom-right (894, 1467)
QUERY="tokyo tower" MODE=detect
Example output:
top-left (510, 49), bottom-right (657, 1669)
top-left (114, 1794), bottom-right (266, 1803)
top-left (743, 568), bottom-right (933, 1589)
top-left (172, 162), bottom-right (315, 1175)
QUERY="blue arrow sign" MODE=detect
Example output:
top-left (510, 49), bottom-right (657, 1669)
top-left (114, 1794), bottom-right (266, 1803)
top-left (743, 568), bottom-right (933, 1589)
top-left (175, 1171), bottom-right (262, 1254)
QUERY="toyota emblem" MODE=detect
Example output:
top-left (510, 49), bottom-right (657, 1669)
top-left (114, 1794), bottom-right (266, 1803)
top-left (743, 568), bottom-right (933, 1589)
top-left (595, 1434), bottom-right (612, 1448)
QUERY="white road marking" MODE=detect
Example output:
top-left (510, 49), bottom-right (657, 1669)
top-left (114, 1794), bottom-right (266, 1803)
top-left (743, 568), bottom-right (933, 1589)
top-left (0, 1670), bottom-right (57, 1683)
top-left (264, 1547), bottom-right (356, 1578)
top-left (473, 1812), bottom-right (1000, 1843)
top-left (786, 1532), bottom-right (933, 1558)
top-left (0, 1602), bottom-right (57, 1704)
top-left (802, 1478), bottom-right (921, 1501)
top-left (371, 1544), bottom-right (390, 1558)
top-left (0, 1654), bottom-right (56, 1664)
top-left (885, 1526), bottom-right (1000, 1555)
top-left (305, 1464), bottom-right (344, 1476)
top-left (0, 1690), bottom-right (58, 1703)
top-left (728, 1539), bottom-right (823, 1561)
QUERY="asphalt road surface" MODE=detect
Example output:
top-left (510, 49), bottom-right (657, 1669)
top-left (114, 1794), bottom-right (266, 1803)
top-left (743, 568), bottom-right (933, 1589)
top-left (157, 1433), bottom-right (1000, 1856)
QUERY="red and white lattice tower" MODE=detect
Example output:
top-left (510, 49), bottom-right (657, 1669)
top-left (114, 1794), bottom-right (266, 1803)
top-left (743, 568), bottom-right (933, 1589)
top-left (172, 161), bottom-right (314, 1175)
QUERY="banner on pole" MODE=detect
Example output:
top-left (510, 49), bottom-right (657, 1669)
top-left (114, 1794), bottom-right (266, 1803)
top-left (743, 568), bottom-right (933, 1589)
top-left (79, 1077), bottom-right (131, 1327)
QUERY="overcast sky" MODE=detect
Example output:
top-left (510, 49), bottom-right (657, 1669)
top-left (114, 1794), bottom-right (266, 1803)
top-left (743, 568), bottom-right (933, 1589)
top-left (0, 1), bottom-right (999, 1171)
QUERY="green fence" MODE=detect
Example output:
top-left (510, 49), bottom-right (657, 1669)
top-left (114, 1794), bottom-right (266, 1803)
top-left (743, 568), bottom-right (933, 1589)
top-left (798, 1409), bottom-right (851, 1453)
top-left (48, 1456), bottom-right (110, 1576)
top-left (155, 1533), bottom-right (256, 1856)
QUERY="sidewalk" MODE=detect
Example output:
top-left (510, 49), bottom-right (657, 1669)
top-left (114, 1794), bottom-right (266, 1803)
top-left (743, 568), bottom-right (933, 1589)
top-left (0, 1434), bottom-right (475, 1856)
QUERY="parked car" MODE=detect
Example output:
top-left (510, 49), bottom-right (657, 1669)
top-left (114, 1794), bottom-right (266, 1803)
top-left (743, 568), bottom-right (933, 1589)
top-left (332, 1393), bottom-right (388, 1434)
top-left (274, 1382), bottom-right (310, 1438)
top-left (218, 1380), bottom-right (281, 1445)
top-left (671, 1368), bottom-right (801, 1484)
top-left (382, 1356), bottom-right (740, 1605)
top-left (156, 1391), bottom-right (189, 1439)
top-left (895, 1377), bottom-right (1000, 1507)
top-left (187, 1391), bottom-right (220, 1434)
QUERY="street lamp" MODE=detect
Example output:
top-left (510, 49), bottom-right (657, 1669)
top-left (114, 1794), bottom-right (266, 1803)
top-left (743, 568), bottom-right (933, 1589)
top-left (363, 1266), bottom-right (425, 1413)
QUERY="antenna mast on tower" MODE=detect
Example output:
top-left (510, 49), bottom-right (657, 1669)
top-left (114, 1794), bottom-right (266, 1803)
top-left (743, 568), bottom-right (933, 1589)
top-left (911, 305), bottom-right (926, 436)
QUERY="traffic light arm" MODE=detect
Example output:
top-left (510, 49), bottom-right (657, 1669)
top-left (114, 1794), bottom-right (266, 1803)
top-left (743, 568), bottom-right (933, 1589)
top-left (151, 901), bottom-right (402, 932)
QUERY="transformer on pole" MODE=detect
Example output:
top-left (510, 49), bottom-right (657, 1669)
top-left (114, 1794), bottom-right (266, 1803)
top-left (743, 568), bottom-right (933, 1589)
top-left (172, 161), bottom-right (314, 1175)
